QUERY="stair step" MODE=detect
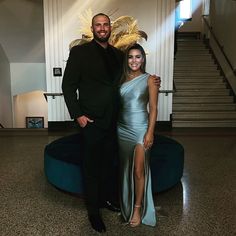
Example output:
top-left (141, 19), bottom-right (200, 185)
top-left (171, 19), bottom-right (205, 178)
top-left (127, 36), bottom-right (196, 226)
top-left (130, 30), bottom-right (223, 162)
top-left (174, 62), bottom-right (216, 66)
top-left (177, 48), bottom-right (207, 52)
top-left (176, 57), bottom-right (213, 62)
top-left (175, 81), bottom-right (225, 85)
top-left (179, 42), bottom-right (206, 45)
top-left (178, 53), bottom-right (210, 57)
top-left (174, 89), bottom-right (230, 96)
top-left (172, 120), bottom-right (236, 128)
top-left (175, 69), bottom-right (219, 73)
top-left (177, 52), bottom-right (210, 56)
top-left (178, 41), bottom-right (207, 44)
top-left (174, 65), bottom-right (218, 69)
top-left (177, 50), bottom-right (207, 53)
top-left (178, 45), bottom-right (206, 49)
top-left (178, 45), bottom-right (206, 48)
top-left (172, 111), bottom-right (236, 119)
top-left (178, 41), bottom-right (205, 44)
top-left (175, 84), bottom-right (226, 89)
top-left (174, 72), bottom-right (221, 76)
top-left (177, 38), bottom-right (204, 44)
top-left (173, 103), bottom-right (236, 111)
top-left (173, 96), bottom-right (234, 103)
top-left (179, 48), bottom-right (209, 51)
top-left (174, 78), bottom-right (223, 83)
top-left (177, 54), bottom-right (212, 59)
top-left (174, 76), bottom-right (223, 79)
top-left (178, 40), bottom-right (205, 42)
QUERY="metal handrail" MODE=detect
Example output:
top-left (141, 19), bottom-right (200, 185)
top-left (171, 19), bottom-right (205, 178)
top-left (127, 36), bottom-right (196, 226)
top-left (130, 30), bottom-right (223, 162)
top-left (202, 15), bottom-right (236, 76)
top-left (44, 90), bottom-right (174, 99)
top-left (43, 93), bottom-right (63, 101)
top-left (159, 89), bottom-right (175, 96)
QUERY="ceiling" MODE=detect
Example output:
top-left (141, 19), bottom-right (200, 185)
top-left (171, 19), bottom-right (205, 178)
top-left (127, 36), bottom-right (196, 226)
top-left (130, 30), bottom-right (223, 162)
top-left (0, 0), bottom-right (45, 63)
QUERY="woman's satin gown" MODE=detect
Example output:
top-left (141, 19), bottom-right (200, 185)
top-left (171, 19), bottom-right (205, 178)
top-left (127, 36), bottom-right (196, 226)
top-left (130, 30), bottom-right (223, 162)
top-left (117, 73), bottom-right (156, 226)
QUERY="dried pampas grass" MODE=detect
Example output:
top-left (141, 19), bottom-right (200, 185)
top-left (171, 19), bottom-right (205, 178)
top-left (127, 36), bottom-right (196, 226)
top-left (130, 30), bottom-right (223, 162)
top-left (109, 16), bottom-right (142, 50)
top-left (69, 38), bottom-right (91, 50)
top-left (78, 9), bottom-right (93, 40)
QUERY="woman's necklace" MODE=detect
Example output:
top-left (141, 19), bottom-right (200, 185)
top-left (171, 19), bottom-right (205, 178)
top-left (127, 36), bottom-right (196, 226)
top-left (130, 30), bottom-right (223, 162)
top-left (126, 72), bottom-right (142, 82)
top-left (129, 73), bottom-right (136, 78)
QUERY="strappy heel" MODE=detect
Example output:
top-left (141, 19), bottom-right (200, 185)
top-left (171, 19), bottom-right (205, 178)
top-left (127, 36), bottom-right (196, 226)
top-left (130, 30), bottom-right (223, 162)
top-left (129, 205), bottom-right (141, 227)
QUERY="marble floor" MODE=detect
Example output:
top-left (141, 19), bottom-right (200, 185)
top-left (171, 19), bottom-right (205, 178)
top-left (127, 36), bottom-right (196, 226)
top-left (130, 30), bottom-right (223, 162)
top-left (0, 128), bottom-right (235, 236)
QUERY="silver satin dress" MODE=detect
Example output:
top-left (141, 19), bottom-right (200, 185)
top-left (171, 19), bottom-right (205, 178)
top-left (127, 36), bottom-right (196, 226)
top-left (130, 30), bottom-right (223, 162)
top-left (117, 73), bottom-right (156, 226)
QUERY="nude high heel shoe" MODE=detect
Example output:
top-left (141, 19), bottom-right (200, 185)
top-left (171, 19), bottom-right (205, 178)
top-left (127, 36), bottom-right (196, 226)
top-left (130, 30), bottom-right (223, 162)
top-left (129, 205), bottom-right (141, 227)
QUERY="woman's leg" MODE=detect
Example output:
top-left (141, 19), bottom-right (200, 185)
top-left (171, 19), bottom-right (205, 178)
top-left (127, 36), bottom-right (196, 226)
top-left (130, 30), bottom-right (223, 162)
top-left (130, 144), bottom-right (145, 227)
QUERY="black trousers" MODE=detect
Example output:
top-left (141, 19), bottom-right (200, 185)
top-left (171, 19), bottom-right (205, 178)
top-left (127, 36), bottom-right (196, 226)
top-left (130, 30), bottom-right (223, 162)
top-left (80, 123), bottom-right (118, 215)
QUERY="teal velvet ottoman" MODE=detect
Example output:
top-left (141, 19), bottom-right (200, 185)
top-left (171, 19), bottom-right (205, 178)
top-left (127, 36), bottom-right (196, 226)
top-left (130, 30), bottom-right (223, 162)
top-left (44, 133), bottom-right (184, 194)
top-left (150, 135), bottom-right (184, 192)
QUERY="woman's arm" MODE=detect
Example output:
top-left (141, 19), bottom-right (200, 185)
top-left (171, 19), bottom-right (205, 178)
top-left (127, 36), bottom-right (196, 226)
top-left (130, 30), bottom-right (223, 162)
top-left (143, 75), bottom-right (159, 149)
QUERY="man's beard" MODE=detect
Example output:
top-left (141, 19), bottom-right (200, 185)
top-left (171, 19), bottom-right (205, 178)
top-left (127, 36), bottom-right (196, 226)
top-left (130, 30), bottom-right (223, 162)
top-left (93, 31), bottom-right (111, 43)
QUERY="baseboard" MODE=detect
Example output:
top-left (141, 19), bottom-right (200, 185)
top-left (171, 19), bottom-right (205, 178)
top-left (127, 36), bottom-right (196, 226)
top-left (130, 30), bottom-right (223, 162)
top-left (0, 128), bottom-right (48, 136)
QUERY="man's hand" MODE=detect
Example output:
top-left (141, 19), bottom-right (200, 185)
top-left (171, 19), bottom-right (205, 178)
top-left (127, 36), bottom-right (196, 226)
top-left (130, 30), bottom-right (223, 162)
top-left (76, 115), bottom-right (94, 128)
top-left (151, 75), bottom-right (161, 89)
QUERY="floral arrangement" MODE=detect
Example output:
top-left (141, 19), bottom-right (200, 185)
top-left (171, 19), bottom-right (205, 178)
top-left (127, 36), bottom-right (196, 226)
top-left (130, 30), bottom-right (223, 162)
top-left (69, 9), bottom-right (147, 51)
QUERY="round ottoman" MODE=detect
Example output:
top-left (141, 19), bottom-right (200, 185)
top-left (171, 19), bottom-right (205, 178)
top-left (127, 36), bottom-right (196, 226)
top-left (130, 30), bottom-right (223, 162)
top-left (150, 135), bottom-right (184, 192)
top-left (44, 133), bottom-right (184, 194)
top-left (44, 134), bottom-right (84, 194)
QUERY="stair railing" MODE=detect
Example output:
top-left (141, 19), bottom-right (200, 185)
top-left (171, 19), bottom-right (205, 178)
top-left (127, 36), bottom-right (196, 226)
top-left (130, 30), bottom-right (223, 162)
top-left (159, 81), bottom-right (176, 96)
top-left (159, 90), bottom-right (175, 96)
top-left (43, 90), bottom-right (176, 98)
top-left (0, 123), bottom-right (4, 128)
top-left (202, 15), bottom-right (236, 76)
top-left (43, 93), bottom-right (63, 101)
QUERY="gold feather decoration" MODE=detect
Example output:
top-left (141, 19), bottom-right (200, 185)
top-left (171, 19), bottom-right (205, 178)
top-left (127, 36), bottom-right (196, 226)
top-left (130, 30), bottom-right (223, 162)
top-left (69, 37), bottom-right (89, 49)
top-left (78, 9), bottom-right (93, 40)
top-left (69, 10), bottom-right (147, 51)
top-left (109, 16), bottom-right (142, 51)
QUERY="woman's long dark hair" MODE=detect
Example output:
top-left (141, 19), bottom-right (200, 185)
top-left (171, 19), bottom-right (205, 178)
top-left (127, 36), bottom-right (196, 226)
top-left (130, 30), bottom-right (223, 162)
top-left (120, 43), bottom-right (147, 84)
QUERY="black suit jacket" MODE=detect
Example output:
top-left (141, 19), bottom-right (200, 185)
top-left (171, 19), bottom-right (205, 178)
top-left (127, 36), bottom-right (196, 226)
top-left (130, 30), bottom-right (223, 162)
top-left (62, 40), bottom-right (124, 129)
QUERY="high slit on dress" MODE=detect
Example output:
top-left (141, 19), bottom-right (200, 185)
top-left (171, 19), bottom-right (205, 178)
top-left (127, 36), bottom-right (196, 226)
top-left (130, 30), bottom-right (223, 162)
top-left (117, 73), bottom-right (156, 226)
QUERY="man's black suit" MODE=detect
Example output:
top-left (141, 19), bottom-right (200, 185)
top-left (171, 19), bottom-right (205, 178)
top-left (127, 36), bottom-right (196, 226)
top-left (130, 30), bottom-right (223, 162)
top-left (62, 40), bottom-right (123, 215)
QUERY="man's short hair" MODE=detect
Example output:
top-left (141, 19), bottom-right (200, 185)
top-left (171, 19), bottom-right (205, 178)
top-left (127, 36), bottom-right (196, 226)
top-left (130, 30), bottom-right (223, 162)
top-left (92, 13), bottom-right (111, 25)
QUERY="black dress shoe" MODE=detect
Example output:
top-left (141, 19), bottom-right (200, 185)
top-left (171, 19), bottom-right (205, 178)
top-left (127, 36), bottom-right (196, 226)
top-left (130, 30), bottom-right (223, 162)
top-left (88, 214), bottom-right (106, 233)
top-left (103, 201), bottom-right (120, 212)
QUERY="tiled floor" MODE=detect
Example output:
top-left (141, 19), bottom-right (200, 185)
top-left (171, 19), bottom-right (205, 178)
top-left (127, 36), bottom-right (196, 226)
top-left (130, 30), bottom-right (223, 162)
top-left (0, 129), bottom-right (235, 236)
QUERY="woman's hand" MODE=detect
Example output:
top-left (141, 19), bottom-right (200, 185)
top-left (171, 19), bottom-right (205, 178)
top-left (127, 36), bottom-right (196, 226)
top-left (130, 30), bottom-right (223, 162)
top-left (143, 131), bottom-right (154, 149)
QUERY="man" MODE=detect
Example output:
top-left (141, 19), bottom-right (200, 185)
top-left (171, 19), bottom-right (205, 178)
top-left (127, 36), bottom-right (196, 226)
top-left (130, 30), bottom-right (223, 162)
top-left (62, 13), bottom-right (123, 233)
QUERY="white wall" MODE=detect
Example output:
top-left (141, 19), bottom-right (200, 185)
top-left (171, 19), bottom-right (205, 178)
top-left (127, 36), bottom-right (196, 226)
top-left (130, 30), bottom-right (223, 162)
top-left (0, 0), bottom-right (47, 128)
top-left (13, 90), bottom-right (48, 128)
top-left (0, 0), bottom-right (45, 63)
top-left (10, 62), bottom-right (47, 128)
top-left (179, 0), bottom-right (203, 33)
top-left (208, 0), bottom-right (236, 94)
top-left (0, 44), bottom-right (13, 128)
top-left (10, 63), bottom-right (46, 96)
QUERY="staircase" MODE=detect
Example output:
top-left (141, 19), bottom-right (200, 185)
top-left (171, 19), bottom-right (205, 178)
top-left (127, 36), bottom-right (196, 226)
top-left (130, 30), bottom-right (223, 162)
top-left (172, 37), bottom-right (236, 127)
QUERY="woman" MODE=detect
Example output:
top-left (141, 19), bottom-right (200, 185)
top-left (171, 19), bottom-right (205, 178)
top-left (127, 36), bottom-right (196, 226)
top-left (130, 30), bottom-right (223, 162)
top-left (118, 43), bottom-right (159, 227)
